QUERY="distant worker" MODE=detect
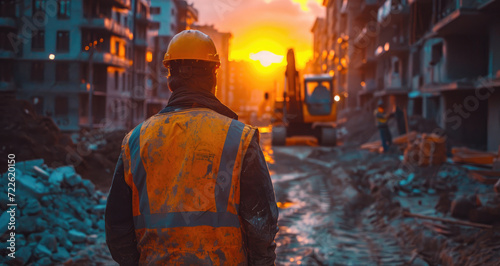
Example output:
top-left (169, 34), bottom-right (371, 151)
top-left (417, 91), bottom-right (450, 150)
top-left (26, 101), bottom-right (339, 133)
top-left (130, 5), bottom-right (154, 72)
top-left (374, 100), bottom-right (393, 152)
top-left (105, 30), bottom-right (279, 265)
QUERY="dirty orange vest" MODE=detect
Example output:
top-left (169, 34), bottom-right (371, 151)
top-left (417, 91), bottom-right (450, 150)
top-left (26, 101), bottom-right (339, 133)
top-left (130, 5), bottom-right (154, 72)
top-left (121, 108), bottom-right (256, 265)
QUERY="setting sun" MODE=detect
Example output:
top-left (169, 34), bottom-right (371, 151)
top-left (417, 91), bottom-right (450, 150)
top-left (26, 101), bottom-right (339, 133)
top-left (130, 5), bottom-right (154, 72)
top-left (250, 51), bottom-right (284, 67)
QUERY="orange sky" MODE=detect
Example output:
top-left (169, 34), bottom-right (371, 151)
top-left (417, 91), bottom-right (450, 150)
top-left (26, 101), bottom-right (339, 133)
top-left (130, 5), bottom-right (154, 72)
top-left (189, 0), bottom-right (324, 69)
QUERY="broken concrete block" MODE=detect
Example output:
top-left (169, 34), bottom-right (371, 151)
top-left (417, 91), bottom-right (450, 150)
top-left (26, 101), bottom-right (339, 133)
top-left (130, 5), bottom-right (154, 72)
top-left (27, 232), bottom-right (44, 243)
top-left (17, 216), bottom-right (38, 234)
top-left (17, 174), bottom-right (46, 198)
top-left (53, 227), bottom-right (68, 243)
top-left (33, 165), bottom-right (50, 179)
top-left (40, 234), bottom-right (58, 253)
top-left (36, 218), bottom-right (48, 232)
top-left (13, 246), bottom-right (33, 265)
top-left (48, 169), bottom-right (65, 186)
top-left (52, 247), bottom-right (70, 262)
top-left (62, 238), bottom-right (73, 251)
top-left (82, 179), bottom-right (96, 195)
top-left (37, 257), bottom-right (53, 266)
top-left (23, 198), bottom-right (42, 216)
top-left (92, 205), bottom-right (106, 214)
top-left (17, 234), bottom-right (26, 247)
top-left (87, 234), bottom-right (98, 244)
top-left (68, 230), bottom-right (86, 243)
top-left (64, 173), bottom-right (82, 187)
top-left (0, 211), bottom-right (9, 236)
top-left (17, 159), bottom-right (44, 174)
top-left (399, 173), bottom-right (415, 186)
top-left (34, 244), bottom-right (52, 259)
top-left (96, 220), bottom-right (105, 230)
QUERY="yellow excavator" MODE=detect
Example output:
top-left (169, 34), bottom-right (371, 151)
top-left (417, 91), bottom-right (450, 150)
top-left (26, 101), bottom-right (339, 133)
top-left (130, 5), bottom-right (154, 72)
top-left (272, 49), bottom-right (337, 146)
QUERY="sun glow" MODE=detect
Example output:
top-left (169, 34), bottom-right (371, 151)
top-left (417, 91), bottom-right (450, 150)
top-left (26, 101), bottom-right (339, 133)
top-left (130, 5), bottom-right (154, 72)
top-left (250, 51), bottom-right (284, 67)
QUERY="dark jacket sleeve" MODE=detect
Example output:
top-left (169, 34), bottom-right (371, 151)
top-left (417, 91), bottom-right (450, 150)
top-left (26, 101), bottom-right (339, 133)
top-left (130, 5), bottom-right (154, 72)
top-left (240, 132), bottom-right (279, 265)
top-left (105, 153), bottom-right (140, 265)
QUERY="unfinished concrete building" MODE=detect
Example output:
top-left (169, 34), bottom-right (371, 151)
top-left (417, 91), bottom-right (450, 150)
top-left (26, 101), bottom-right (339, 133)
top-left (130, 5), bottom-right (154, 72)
top-left (146, 0), bottom-right (198, 118)
top-left (192, 24), bottom-right (232, 105)
top-left (1, 0), bottom-right (152, 131)
top-left (316, 0), bottom-right (500, 151)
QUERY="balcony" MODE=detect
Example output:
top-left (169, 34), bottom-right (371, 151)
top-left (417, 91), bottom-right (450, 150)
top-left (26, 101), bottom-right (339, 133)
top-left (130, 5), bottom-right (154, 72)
top-left (355, 56), bottom-right (377, 70)
top-left (374, 86), bottom-right (409, 97)
top-left (81, 51), bottom-right (131, 68)
top-left (377, 0), bottom-right (409, 23)
top-left (353, 24), bottom-right (377, 47)
top-left (101, 0), bottom-right (131, 9)
top-left (135, 37), bottom-right (148, 48)
top-left (421, 80), bottom-right (475, 93)
top-left (0, 50), bottom-right (15, 59)
top-left (136, 13), bottom-right (152, 26)
top-left (0, 17), bottom-right (16, 28)
top-left (375, 38), bottom-right (409, 58)
top-left (433, 0), bottom-right (487, 35)
top-left (81, 17), bottom-right (131, 38)
top-left (0, 81), bottom-right (14, 91)
top-left (477, 0), bottom-right (500, 10)
top-left (356, 0), bottom-right (381, 21)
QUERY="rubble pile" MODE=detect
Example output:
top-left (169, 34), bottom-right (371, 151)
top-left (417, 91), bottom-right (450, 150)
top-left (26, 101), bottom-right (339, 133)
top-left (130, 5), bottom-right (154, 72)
top-left (0, 160), bottom-right (113, 265)
top-left (0, 99), bottom-right (126, 190)
top-left (403, 133), bottom-right (447, 167)
top-left (360, 159), bottom-right (500, 264)
top-left (336, 109), bottom-right (379, 145)
top-left (74, 129), bottom-right (127, 190)
top-left (0, 99), bottom-right (75, 173)
top-left (297, 147), bottom-right (500, 264)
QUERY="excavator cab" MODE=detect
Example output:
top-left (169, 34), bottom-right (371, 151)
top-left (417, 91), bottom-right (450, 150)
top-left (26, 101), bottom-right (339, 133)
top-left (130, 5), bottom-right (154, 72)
top-left (303, 75), bottom-right (335, 119)
top-left (272, 49), bottom-right (337, 146)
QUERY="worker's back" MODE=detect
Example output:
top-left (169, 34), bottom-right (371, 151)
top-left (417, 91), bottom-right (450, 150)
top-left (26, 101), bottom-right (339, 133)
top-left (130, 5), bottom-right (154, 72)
top-left (121, 107), bottom-right (256, 264)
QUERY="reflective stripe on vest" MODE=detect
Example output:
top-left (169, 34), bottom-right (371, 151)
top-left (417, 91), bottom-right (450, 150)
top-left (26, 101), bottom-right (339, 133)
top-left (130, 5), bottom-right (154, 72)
top-left (126, 111), bottom-right (249, 229)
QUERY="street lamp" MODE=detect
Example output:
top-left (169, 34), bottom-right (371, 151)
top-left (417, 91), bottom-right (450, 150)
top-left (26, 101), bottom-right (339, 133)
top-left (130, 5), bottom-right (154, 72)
top-left (49, 54), bottom-right (55, 60)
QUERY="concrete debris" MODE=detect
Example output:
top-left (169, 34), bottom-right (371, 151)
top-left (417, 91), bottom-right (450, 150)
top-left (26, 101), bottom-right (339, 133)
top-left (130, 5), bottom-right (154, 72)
top-left (452, 147), bottom-right (498, 167)
top-left (67, 230), bottom-right (87, 243)
top-left (0, 99), bottom-right (125, 192)
top-left (0, 162), bottom-right (114, 265)
top-left (273, 144), bottom-right (500, 265)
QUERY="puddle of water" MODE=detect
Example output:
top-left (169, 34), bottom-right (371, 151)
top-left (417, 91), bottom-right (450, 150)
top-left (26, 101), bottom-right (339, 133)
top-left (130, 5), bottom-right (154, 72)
top-left (271, 154), bottom-right (412, 265)
top-left (277, 202), bottom-right (296, 209)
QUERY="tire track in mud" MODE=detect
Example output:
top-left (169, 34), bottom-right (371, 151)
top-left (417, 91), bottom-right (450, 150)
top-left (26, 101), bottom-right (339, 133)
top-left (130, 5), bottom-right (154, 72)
top-left (269, 147), bottom-right (412, 266)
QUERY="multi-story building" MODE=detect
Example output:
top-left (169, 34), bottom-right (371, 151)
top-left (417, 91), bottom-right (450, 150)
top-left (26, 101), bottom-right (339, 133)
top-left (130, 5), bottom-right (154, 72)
top-left (0, 0), bottom-right (16, 94)
top-left (408, 0), bottom-right (500, 150)
top-left (0, 0), bottom-right (151, 131)
top-left (145, 0), bottom-right (198, 118)
top-left (316, 0), bottom-right (500, 150)
top-left (309, 18), bottom-right (327, 75)
top-left (192, 24), bottom-right (232, 105)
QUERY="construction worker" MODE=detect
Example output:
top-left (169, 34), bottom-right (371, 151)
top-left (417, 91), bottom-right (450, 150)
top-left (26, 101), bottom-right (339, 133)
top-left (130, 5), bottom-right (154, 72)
top-left (374, 100), bottom-right (393, 152)
top-left (105, 30), bottom-right (279, 265)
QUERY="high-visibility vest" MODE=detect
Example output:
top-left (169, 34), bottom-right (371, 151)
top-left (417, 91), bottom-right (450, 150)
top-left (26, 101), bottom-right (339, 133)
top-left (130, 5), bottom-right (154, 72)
top-left (374, 109), bottom-right (388, 125)
top-left (121, 108), bottom-right (256, 265)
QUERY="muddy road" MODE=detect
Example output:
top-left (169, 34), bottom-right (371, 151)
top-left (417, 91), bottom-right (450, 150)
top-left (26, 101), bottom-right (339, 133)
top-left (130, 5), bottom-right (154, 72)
top-left (260, 132), bottom-right (413, 265)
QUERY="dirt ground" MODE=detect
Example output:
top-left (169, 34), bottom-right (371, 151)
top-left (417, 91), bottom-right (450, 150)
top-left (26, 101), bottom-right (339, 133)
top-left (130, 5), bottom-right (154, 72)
top-left (261, 130), bottom-right (500, 266)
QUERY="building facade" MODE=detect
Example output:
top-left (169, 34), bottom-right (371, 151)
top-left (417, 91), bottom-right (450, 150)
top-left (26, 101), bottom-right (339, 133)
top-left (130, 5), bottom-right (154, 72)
top-left (192, 24), bottom-right (232, 105)
top-left (146, 0), bottom-right (198, 118)
top-left (0, 0), bottom-right (152, 131)
top-left (316, 0), bottom-right (500, 151)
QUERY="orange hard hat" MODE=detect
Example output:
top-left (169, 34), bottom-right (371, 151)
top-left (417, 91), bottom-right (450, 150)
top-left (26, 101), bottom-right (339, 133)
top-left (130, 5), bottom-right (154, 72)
top-left (163, 30), bottom-right (220, 68)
